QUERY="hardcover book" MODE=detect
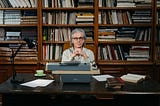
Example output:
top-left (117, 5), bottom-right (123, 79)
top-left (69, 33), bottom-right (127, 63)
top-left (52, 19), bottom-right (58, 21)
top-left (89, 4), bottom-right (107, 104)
top-left (106, 77), bottom-right (125, 89)
top-left (120, 73), bottom-right (146, 83)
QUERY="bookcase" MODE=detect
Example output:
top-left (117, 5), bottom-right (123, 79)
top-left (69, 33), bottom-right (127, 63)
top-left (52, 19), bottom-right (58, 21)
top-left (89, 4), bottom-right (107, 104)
top-left (97, 0), bottom-right (154, 77)
top-left (0, 0), bottom-right (160, 83)
top-left (41, 0), bottom-right (96, 63)
top-left (0, 0), bottom-right (38, 82)
top-left (155, 0), bottom-right (160, 82)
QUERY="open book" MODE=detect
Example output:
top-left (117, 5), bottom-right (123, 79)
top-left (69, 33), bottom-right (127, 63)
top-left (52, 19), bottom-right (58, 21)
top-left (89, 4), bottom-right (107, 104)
top-left (120, 73), bottom-right (146, 83)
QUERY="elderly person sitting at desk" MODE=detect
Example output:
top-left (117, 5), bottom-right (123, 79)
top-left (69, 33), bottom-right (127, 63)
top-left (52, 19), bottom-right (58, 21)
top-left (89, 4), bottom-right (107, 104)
top-left (61, 28), bottom-right (95, 64)
top-left (60, 28), bottom-right (97, 100)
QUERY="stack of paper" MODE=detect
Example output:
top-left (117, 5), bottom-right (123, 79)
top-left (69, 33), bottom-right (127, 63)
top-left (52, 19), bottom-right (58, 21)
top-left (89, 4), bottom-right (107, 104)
top-left (20, 79), bottom-right (54, 88)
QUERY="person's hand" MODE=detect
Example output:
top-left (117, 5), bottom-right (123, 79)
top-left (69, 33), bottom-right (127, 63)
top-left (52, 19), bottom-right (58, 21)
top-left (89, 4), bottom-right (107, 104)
top-left (71, 48), bottom-right (88, 59)
top-left (71, 48), bottom-right (81, 58)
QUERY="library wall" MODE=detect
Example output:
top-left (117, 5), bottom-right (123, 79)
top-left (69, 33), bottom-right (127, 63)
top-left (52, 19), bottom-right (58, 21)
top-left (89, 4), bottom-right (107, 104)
top-left (0, 0), bottom-right (160, 83)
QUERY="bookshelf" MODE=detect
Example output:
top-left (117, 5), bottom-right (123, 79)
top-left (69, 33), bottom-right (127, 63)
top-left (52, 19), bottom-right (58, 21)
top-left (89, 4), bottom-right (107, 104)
top-left (0, 0), bottom-right (38, 82)
top-left (41, 0), bottom-right (96, 63)
top-left (155, 0), bottom-right (160, 81)
top-left (97, 0), bottom-right (154, 77)
top-left (0, 0), bottom-right (160, 83)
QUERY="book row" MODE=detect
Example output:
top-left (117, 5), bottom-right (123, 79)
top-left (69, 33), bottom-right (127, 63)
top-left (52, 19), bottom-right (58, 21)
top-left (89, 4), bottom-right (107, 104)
top-left (98, 27), bottom-right (151, 42)
top-left (43, 12), bottom-right (94, 25)
top-left (43, 10), bottom-right (152, 25)
top-left (0, 10), bottom-right (37, 25)
top-left (99, 10), bottom-right (151, 24)
top-left (98, 45), bottom-right (149, 61)
top-left (42, 27), bottom-right (94, 42)
top-left (99, 0), bottom-right (151, 7)
top-left (0, 0), bottom-right (37, 8)
top-left (43, 0), bottom-right (93, 8)
top-left (0, 45), bottom-right (38, 63)
top-left (42, 43), bottom-right (149, 61)
top-left (43, 43), bottom-right (63, 60)
top-left (0, 28), bottom-right (37, 41)
top-left (43, 0), bottom-right (151, 8)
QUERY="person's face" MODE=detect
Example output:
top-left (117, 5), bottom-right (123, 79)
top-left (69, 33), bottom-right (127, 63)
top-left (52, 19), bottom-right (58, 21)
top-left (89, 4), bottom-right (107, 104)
top-left (72, 32), bottom-right (85, 48)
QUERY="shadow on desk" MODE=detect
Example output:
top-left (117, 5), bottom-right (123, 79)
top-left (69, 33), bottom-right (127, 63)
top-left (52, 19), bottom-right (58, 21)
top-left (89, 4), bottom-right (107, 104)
top-left (3, 94), bottom-right (115, 106)
top-left (115, 95), bottom-right (160, 106)
top-left (52, 94), bottom-right (116, 106)
top-left (3, 94), bottom-right (53, 106)
top-left (4, 94), bottom-right (159, 106)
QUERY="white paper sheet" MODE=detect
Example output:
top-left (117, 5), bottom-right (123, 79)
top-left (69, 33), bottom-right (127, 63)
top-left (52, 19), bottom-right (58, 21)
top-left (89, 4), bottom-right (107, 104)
top-left (20, 79), bottom-right (54, 88)
top-left (92, 74), bottom-right (114, 81)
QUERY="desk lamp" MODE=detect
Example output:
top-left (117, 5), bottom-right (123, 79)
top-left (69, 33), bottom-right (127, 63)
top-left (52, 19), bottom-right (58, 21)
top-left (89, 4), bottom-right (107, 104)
top-left (10, 38), bottom-right (36, 83)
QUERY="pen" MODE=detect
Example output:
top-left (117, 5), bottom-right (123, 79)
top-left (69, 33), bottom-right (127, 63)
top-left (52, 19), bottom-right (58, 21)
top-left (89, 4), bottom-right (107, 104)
top-left (48, 74), bottom-right (54, 80)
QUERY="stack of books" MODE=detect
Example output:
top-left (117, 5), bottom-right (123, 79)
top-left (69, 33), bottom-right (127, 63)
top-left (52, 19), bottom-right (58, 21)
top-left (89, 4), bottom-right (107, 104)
top-left (4, 10), bottom-right (21, 24)
top-left (106, 77), bottom-right (125, 89)
top-left (77, 0), bottom-right (93, 8)
top-left (76, 13), bottom-right (94, 24)
top-left (5, 31), bottom-right (21, 41)
top-left (126, 46), bottom-right (150, 61)
top-left (0, 28), bottom-right (5, 41)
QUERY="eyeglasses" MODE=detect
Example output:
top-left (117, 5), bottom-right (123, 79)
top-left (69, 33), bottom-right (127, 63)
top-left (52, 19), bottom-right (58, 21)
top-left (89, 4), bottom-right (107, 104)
top-left (72, 37), bottom-right (84, 41)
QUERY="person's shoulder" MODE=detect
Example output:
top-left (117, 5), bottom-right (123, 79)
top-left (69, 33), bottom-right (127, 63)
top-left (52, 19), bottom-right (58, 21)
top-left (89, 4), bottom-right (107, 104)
top-left (83, 47), bottom-right (93, 52)
top-left (63, 47), bottom-right (73, 53)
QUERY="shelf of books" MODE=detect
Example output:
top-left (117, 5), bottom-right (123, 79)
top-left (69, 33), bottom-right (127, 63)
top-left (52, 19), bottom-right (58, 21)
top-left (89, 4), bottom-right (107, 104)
top-left (156, 0), bottom-right (160, 64)
top-left (0, 0), bottom-right (160, 82)
top-left (0, 0), bottom-right (38, 64)
top-left (97, 0), bottom-right (153, 65)
top-left (41, 0), bottom-right (96, 63)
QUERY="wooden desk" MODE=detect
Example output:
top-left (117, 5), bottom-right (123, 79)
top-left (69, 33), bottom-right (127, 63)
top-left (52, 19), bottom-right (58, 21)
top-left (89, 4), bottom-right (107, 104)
top-left (0, 73), bottom-right (160, 106)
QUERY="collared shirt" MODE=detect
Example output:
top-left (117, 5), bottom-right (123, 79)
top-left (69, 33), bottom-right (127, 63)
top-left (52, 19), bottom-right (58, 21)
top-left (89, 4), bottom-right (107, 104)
top-left (61, 47), bottom-right (95, 63)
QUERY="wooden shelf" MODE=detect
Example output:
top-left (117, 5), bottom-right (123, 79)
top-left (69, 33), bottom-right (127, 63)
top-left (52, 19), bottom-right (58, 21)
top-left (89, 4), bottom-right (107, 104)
top-left (0, 0), bottom-right (160, 82)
